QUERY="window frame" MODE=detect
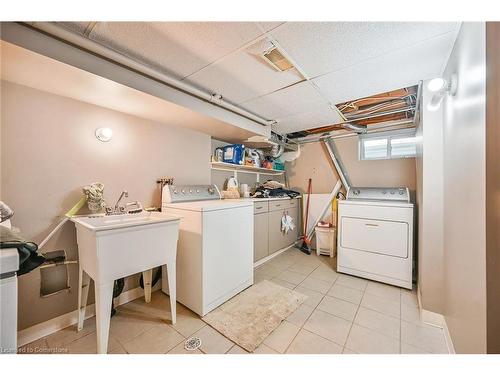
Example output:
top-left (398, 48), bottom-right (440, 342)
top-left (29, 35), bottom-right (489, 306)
top-left (358, 128), bottom-right (417, 161)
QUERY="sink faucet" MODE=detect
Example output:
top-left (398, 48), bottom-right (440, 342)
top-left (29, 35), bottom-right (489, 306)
top-left (105, 190), bottom-right (129, 215)
top-left (114, 191), bottom-right (129, 212)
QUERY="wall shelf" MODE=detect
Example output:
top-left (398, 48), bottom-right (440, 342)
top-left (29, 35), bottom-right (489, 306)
top-left (211, 162), bottom-right (285, 176)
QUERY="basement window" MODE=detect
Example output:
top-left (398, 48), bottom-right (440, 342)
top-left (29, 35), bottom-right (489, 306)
top-left (359, 129), bottom-right (417, 160)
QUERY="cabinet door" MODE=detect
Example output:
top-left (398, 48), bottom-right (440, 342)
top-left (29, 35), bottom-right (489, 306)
top-left (284, 206), bottom-right (299, 247)
top-left (268, 210), bottom-right (287, 254)
top-left (254, 213), bottom-right (269, 262)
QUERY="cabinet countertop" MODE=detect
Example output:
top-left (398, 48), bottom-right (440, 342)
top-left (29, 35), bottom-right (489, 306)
top-left (222, 196), bottom-right (301, 203)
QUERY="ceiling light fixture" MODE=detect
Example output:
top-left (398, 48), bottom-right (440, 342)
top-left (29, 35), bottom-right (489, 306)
top-left (427, 74), bottom-right (458, 112)
top-left (95, 127), bottom-right (113, 142)
top-left (261, 45), bottom-right (295, 72)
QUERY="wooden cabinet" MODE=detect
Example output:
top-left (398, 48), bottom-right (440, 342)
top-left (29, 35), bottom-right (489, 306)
top-left (253, 212), bottom-right (269, 262)
top-left (253, 198), bottom-right (301, 263)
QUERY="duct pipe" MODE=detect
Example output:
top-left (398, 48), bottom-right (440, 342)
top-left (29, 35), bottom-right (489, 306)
top-left (339, 106), bottom-right (416, 122)
top-left (341, 123), bottom-right (367, 134)
top-left (322, 138), bottom-right (352, 190)
top-left (24, 22), bottom-right (272, 127)
top-left (296, 120), bottom-right (415, 144)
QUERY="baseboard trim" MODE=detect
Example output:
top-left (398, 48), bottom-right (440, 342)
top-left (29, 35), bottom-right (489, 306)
top-left (253, 244), bottom-right (295, 268)
top-left (416, 283), bottom-right (455, 353)
top-left (17, 283), bottom-right (161, 347)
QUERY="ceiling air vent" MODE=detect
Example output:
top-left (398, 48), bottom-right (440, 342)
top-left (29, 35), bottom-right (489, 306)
top-left (261, 46), bottom-right (294, 72)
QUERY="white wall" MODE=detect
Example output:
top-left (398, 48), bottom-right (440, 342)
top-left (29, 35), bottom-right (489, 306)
top-left (441, 22), bottom-right (487, 353)
top-left (416, 82), bottom-right (445, 313)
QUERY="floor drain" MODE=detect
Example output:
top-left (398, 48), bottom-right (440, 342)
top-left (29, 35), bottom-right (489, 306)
top-left (185, 337), bottom-right (202, 351)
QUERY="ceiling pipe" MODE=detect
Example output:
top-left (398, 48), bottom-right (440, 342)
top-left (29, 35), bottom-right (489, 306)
top-left (24, 22), bottom-right (273, 127)
top-left (341, 122), bottom-right (367, 134)
top-left (297, 119), bottom-right (415, 144)
top-left (327, 106), bottom-right (416, 126)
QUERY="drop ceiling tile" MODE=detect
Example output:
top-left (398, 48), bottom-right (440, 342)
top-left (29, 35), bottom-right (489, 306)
top-left (240, 81), bottom-right (329, 120)
top-left (273, 105), bottom-right (342, 134)
top-left (87, 22), bottom-right (266, 79)
top-left (184, 38), bottom-right (303, 104)
top-left (271, 22), bottom-right (460, 78)
top-left (312, 32), bottom-right (458, 105)
top-left (258, 22), bottom-right (286, 33)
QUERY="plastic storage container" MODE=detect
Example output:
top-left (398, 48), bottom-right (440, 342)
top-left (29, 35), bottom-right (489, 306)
top-left (273, 159), bottom-right (285, 170)
top-left (223, 144), bottom-right (245, 165)
top-left (315, 226), bottom-right (337, 257)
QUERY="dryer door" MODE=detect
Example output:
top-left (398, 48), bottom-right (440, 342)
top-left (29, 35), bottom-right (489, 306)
top-left (340, 217), bottom-right (409, 258)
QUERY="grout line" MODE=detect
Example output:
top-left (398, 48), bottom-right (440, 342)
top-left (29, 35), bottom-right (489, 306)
top-left (280, 322), bottom-right (303, 354)
top-left (280, 256), bottom-right (331, 354)
top-left (343, 282), bottom-right (366, 352)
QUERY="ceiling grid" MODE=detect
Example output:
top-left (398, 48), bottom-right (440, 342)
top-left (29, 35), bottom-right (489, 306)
top-left (39, 21), bottom-right (461, 135)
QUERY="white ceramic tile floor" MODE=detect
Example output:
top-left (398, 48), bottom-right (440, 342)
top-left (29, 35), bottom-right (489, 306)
top-left (19, 249), bottom-right (449, 354)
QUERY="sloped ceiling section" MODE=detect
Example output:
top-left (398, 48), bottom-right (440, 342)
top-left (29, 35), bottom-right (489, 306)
top-left (53, 21), bottom-right (460, 135)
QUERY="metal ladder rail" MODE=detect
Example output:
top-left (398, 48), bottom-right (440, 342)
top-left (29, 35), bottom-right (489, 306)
top-left (303, 138), bottom-right (351, 241)
top-left (322, 137), bottom-right (351, 192)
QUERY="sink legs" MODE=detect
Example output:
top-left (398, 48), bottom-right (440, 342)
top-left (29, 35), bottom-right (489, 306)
top-left (95, 282), bottom-right (113, 354)
top-left (166, 260), bottom-right (176, 324)
top-left (77, 264), bottom-right (177, 353)
top-left (77, 266), bottom-right (90, 331)
top-left (143, 269), bottom-right (153, 303)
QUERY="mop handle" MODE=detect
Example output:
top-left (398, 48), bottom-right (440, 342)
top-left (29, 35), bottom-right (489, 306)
top-left (303, 178), bottom-right (312, 240)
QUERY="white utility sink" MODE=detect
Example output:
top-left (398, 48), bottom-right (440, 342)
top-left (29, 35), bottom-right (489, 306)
top-left (72, 212), bottom-right (175, 231)
top-left (71, 212), bottom-right (180, 354)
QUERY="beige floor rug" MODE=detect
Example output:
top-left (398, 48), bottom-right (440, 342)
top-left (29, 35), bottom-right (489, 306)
top-left (202, 280), bottom-right (307, 352)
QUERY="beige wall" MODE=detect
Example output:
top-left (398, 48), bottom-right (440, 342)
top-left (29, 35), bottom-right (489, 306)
top-left (486, 22), bottom-right (500, 354)
top-left (286, 137), bottom-right (416, 194)
top-left (442, 22), bottom-right (487, 353)
top-left (0, 81), bottom-right (211, 330)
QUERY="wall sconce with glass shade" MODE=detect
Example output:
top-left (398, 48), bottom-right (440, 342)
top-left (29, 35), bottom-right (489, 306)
top-left (427, 75), bottom-right (458, 111)
top-left (95, 127), bottom-right (113, 142)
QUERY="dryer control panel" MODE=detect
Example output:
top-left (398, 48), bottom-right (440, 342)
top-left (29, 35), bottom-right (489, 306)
top-left (346, 187), bottom-right (410, 202)
top-left (162, 184), bottom-right (221, 204)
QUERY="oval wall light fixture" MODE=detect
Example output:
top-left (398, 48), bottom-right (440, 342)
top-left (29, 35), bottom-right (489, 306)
top-left (427, 77), bottom-right (447, 92)
top-left (426, 74), bottom-right (459, 111)
top-left (95, 127), bottom-right (113, 142)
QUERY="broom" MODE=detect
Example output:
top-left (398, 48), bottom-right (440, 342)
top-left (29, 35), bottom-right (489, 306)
top-left (297, 178), bottom-right (312, 255)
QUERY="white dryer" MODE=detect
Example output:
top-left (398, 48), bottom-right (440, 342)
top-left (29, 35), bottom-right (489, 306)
top-left (161, 185), bottom-right (253, 316)
top-left (337, 187), bottom-right (413, 289)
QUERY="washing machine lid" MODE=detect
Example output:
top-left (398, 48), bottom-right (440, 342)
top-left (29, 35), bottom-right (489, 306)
top-left (163, 199), bottom-right (252, 212)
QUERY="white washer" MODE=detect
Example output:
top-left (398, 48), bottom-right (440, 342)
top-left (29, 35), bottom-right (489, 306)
top-left (337, 187), bottom-right (414, 289)
top-left (161, 184), bottom-right (253, 316)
